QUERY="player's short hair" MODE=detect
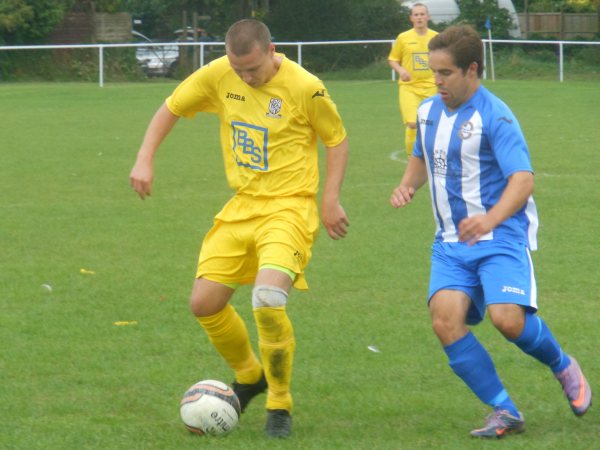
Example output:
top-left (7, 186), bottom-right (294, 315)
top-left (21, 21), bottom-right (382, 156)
top-left (429, 25), bottom-right (484, 77)
top-left (410, 2), bottom-right (429, 14)
top-left (225, 19), bottom-right (271, 56)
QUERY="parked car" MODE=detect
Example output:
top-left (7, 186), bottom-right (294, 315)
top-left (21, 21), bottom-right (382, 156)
top-left (132, 30), bottom-right (179, 77)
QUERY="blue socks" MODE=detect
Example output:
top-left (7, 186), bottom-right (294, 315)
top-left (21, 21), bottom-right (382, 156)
top-left (442, 314), bottom-right (569, 417)
top-left (510, 312), bottom-right (570, 373)
top-left (444, 331), bottom-right (520, 417)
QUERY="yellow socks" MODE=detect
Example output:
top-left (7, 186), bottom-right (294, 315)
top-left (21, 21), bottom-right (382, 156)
top-left (197, 304), bottom-right (262, 385)
top-left (253, 306), bottom-right (295, 411)
top-left (197, 303), bottom-right (296, 411)
top-left (405, 126), bottom-right (417, 156)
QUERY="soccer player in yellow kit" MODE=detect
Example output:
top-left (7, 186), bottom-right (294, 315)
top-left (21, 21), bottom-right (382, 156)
top-left (129, 19), bottom-right (349, 438)
top-left (388, 3), bottom-right (437, 156)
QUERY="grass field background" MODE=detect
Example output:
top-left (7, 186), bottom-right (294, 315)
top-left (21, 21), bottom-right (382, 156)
top-left (1, 79), bottom-right (599, 449)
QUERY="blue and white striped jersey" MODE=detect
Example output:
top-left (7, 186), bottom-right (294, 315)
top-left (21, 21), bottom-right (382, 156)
top-left (414, 86), bottom-right (539, 250)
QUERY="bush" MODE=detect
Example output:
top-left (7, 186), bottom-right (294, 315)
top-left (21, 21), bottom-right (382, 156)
top-left (576, 44), bottom-right (600, 65)
top-left (0, 47), bottom-right (143, 82)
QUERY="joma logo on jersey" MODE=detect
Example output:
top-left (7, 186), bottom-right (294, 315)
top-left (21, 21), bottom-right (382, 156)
top-left (502, 285), bottom-right (526, 295)
top-left (226, 92), bottom-right (246, 101)
top-left (231, 121), bottom-right (269, 171)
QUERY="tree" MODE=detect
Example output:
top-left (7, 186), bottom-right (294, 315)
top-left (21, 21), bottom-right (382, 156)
top-left (0, 0), bottom-right (73, 44)
top-left (264, 0), bottom-right (408, 71)
top-left (265, 0), bottom-right (406, 41)
top-left (442, 0), bottom-right (515, 38)
top-left (121, 0), bottom-right (259, 40)
top-left (0, 0), bottom-right (34, 35)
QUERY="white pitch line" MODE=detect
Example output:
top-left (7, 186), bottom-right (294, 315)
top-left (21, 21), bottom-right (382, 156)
top-left (389, 150), bottom-right (407, 164)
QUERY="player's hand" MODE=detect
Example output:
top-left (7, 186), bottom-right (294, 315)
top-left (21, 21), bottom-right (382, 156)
top-left (399, 68), bottom-right (411, 82)
top-left (322, 202), bottom-right (349, 240)
top-left (390, 185), bottom-right (415, 208)
top-left (458, 215), bottom-right (493, 245)
top-left (129, 158), bottom-right (154, 200)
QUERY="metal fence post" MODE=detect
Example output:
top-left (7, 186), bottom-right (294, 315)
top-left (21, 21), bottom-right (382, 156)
top-left (483, 42), bottom-right (487, 80)
top-left (99, 45), bottom-right (104, 88)
top-left (559, 42), bottom-right (564, 82)
top-left (391, 42), bottom-right (396, 82)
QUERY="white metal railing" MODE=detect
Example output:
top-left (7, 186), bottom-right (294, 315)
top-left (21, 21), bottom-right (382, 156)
top-left (482, 38), bottom-right (600, 82)
top-left (1, 38), bottom-right (599, 86)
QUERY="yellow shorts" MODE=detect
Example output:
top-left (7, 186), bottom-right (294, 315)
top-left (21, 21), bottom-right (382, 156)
top-left (196, 198), bottom-right (319, 290)
top-left (398, 84), bottom-right (438, 125)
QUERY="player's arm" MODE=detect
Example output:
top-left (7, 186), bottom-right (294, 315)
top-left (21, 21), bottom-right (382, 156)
top-left (130, 102), bottom-right (180, 199)
top-left (390, 156), bottom-right (428, 208)
top-left (388, 37), bottom-right (411, 82)
top-left (458, 171), bottom-right (534, 245)
top-left (388, 59), bottom-right (411, 82)
top-left (321, 137), bottom-right (350, 240)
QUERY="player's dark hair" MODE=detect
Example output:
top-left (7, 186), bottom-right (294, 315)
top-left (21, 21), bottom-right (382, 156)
top-left (428, 25), bottom-right (484, 77)
top-left (225, 19), bottom-right (271, 56)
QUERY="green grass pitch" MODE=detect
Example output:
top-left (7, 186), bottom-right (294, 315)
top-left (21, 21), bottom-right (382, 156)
top-left (1, 79), bottom-right (599, 449)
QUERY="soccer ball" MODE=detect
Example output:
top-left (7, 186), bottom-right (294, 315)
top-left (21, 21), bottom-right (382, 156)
top-left (180, 379), bottom-right (241, 436)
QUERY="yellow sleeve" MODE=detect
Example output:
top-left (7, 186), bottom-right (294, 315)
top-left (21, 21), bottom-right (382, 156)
top-left (305, 80), bottom-right (347, 148)
top-left (388, 34), bottom-right (404, 62)
top-left (165, 57), bottom-right (228, 118)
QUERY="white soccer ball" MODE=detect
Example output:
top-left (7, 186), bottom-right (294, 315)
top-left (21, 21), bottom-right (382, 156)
top-left (180, 379), bottom-right (241, 436)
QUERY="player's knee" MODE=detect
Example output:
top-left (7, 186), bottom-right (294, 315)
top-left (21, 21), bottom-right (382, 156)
top-left (490, 314), bottom-right (523, 340)
top-left (489, 305), bottom-right (525, 340)
top-left (431, 315), bottom-right (467, 344)
top-left (252, 285), bottom-right (288, 308)
top-left (189, 281), bottom-right (233, 317)
top-left (431, 316), bottom-right (450, 340)
top-left (189, 292), bottom-right (208, 316)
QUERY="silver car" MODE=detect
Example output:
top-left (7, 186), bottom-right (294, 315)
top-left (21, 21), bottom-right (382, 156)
top-left (133, 30), bottom-right (179, 77)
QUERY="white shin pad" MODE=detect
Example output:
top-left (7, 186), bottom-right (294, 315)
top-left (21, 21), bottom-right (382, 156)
top-left (252, 285), bottom-right (288, 308)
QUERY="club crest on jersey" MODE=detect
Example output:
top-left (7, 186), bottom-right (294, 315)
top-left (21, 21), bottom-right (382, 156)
top-left (458, 121), bottom-right (474, 140)
top-left (433, 148), bottom-right (447, 176)
top-left (266, 98), bottom-right (283, 118)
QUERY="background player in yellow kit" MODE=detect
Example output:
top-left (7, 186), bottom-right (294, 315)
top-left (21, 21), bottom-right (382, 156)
top-left (388, 3), bottom-right (437, 156)
top-left (129, 19), bottom-right (350, 438)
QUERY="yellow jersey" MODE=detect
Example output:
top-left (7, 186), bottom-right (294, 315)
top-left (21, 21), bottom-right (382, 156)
top-left (166, 54), bottom-right (347, 221)
top-left (388, 28), bottom-right (438, 88)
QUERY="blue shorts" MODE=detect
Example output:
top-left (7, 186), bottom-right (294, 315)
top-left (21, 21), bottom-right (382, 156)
top-left (429, 240), bottom-right (538, 325)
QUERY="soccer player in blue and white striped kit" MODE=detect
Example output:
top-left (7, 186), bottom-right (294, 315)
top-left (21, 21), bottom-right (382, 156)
top-left (390, 25), bottom-right (591, 438)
